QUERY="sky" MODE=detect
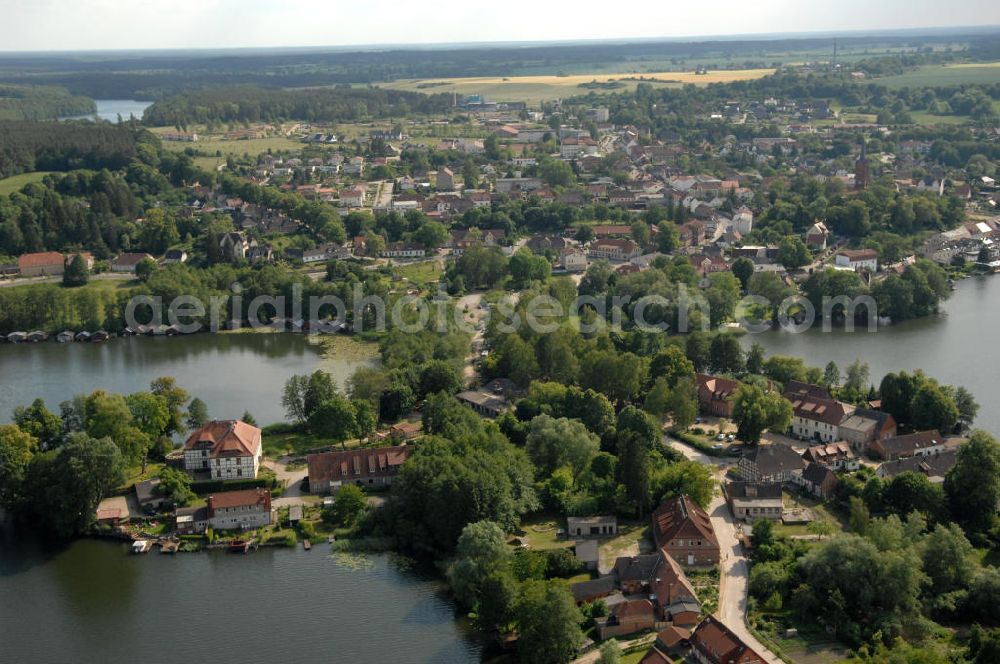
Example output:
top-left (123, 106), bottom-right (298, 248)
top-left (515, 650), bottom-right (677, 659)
top-left (1, 0), bottom-right (999, 52)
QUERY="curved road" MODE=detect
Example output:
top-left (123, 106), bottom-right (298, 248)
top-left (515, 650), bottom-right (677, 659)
top-left (664, 436), bottom-right (783, 664)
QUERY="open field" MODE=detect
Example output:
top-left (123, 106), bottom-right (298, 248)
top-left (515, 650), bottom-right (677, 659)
top-left (382, 69), bottom-right (775, 103)
top-left (150, 127), bottom-right (305, 159)
top-left (876, 61), bottom-right (1000, 88)
top-left (0, 171), bottom-right (55, 195)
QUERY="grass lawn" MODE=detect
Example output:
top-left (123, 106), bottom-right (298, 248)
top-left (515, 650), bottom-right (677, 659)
top-left (263, 429), bottom-right (346, 457)
top-left (0, 171), bottom-right (56, 195)
top-left (382, 68), bottom-right (774, 103)
top-left (910, 110), bottom-right (971, 126)
top-left (753, 611), bottom-right (851, 664)
top-left (150, 128), bottom-right (305, 158)
top-left (599, 521), bottom-right (651, 564)
top-left (774, 491), bottom-right (847, 538)
top-left (518, 514), bottom-right (573, 551)
top-left (394, 260), bottom-right (444, 289)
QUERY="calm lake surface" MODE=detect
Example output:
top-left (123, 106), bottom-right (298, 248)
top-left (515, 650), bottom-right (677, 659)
top-left (61, 99), bottom-right (152, 122)
top-left (0, 333), bottom-right (376, 425)
top-left (743, 274), bottom-right (1000, 435)
top-left (0, 530), bottom-right (482, 664)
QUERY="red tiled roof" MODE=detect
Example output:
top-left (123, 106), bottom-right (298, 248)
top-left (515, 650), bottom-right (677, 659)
top-left (17, 252), bottom-right (64, 269)
top-left (308, 445), bottom-right (411, 484)
top-left (692, 615), bottom-right (766, 664)
top-left (207, 488), bottom-right (271, 513)
top-left (652, 495), bottom-right (718, 549)
top-left (183, 420), bottom-right (262, 458)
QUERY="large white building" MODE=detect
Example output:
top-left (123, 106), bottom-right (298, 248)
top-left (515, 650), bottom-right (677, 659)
top-left (182, 420), bottom-right (263, 480)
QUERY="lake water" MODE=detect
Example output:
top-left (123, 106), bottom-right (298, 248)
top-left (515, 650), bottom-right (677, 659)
top-left (743, 275), bottom-right (1000, 435)
top-left (0, 333), bottom-right (376, 426)
top-left (0, 530), bottom-right (482, 664)
top-left (61, 99), bottom-right (152, 122)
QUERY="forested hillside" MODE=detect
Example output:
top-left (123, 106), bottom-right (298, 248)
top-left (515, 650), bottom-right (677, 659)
top-left (143, 86), bottom-right (453, 127)
top-left (0, 120), bottom-right (141, 179)
top-left (0, 84), bottom-right (95, 121)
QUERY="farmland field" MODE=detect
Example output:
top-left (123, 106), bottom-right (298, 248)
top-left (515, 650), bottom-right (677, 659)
top-left (382, 68), bottom-right (775, 103)
top-left (0, 171), bottom-right (55, 195)
top-left (876, 61), bottom-right (1000, 88)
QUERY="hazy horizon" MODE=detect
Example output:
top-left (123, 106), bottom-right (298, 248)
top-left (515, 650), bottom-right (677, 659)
top-left (2, 0), bottom-right (1000, 53)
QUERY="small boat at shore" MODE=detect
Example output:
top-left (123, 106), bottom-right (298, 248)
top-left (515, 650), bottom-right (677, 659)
top-left (131, 540), bottom-right (153, 554)
top-left (229, 539), bottom-right (254, 554)
top-left (303, 539), bottom-right (311, 550)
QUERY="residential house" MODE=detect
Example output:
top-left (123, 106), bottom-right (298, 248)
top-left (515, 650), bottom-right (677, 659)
top-left (870, 430), bottom-right (945, 461)
top-left (163, 249), bottom-right (188, 264)
top-left (526, 234), bottom-right (569, 254)
top-left (695, 373), bottom-right (740, 418)
top-left (436, 167), bottom-right (455, 191)
top-left (456, 387), bottom-right (511, 417)
top-left (340, 184), bottom-right (367, 208)
top-left (110, 253), bottom-right (155, 274)
top-left (835, 249), bottom-right (879, 272)
top-left (611, 549), bottom-right (701, 625)
top-left (837, 409), bottom-right (897, 452)
top-left (806, 221), bottom-right (830, 250)
top-left (567, 515), bottom-right (618, 538)
top-left (724, 482), bottom-right (783, 521)
top-left (381, 242), bottom-right (425, 258)
top-left (597, 599), bottom-right (656, 640)
top-left (651, 495), bottom-right (720, 567)
top-left (797, 463), bottom-right (839, 499)
top-left (691, 615), bottom-right (766, 664)
top-left (16, 251), bottom-right (66, 277)
top-left (801, 441), bottom-right (859, 471)
top-left (451, 228), bottom-right (505, 256)
top-left (307, 445), bottom-right (412, 493)
top-left (134, 478), bottom-right (170, 513)
top-left (877, 448), bottom-right (959, 483)
top-left (496, 177), bottom-right (543, 194)
top-left (205, 488), bottom-right (273, 530)
top-left (785, 393), bottom-right (854, 443)
top-left (560, 248), bottom-right (588, 272)
top-left (738, 444), bottom-right (806, 484)
top-left (182, 420), bottom-right (263, 480)
top-left (219, 232), bottom-right (249, 261)
top-left (732, 206), bottom-right (754, 235)
top-left (589, 239), bottom-right (642, 261)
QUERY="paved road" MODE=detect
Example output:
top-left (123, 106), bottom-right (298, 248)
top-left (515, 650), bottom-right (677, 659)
top-left (0, 271), bottom-right (135, 288)
top-left (664, 436), bottom-right (784, 664)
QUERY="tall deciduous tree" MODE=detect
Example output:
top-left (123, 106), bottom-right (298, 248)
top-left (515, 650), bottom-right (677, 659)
top-left (516, 580), bottom-right (584, 664)
top-left (732, 384), bottom-right (792, 445)
top-left (944, 430), bottom-right (1000, 538)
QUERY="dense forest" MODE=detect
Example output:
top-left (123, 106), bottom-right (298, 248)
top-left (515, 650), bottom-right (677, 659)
top-left (143, 86), bottom-right (452, 126)
top-left (1, 31), bottom-right (997, 98)
top-left (0, 84), bottom-right (95, 121)
top-left (0, 120), bottom-right (142, 179)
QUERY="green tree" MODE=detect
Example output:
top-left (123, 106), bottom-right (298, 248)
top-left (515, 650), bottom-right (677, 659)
top-left (0, 424), bottom-right (37, 509)
top-left (516, 580), bottom-right (584, 664)
top-left (526, 415), bottom-right (600, 478)
top-left (156, 466), bottom-right (195, 506)
top-left (62, 254), bottom-right (89, 287)
top-left (134, 257), bottom-right (156, 282)
top-left (654, 459), bottom-right (715, 509)
top-left (446, 520), bottom-right (512, 611)
top-left (778, 236), bottom-right (811, 269)
top-left (12, 398), bottom-right (62, 449)
top-left (185, 397), bottom-right (209, 430)
top-left (617, 431), bottom-right (651, 517)
top-left (126, 392), bottom-right (170, 439)
top-left (22, 432), bottom-right (125, 539)
top-left (666, 375), bottom-right (699, 431)
top-left (731, 257), bottom-right (755, 291)
top-left (732, 385), bottom-right (793, 444)
top-left (323, 484), bottom-right (367, 527)
top-left (303, 370), bottom-right (338, 420)
top-left (418, 360), bottom-right (462, 399)
top-left (910, 383), bottom-right (959, 433)
top-left (944, 430), bottom-right (1000, 538)
top-left (823, 361), bottom-right (841, 388)
top-left (921, 522), bottom-right (975, 598)
top-left (643, 377), bottom-right (673, 420)
top-left (309, 396), bottom-right (357, 442)
top-left (709, 333), bottom-right (744, 374)
top-left (149, 376), bottom-right (188, 436)
top-left (649, 345), bottom-right (694, 388)
top-left (241, 410), bottom-right (257, 426)
top-left (413, 220), bottom-right (449, 250)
